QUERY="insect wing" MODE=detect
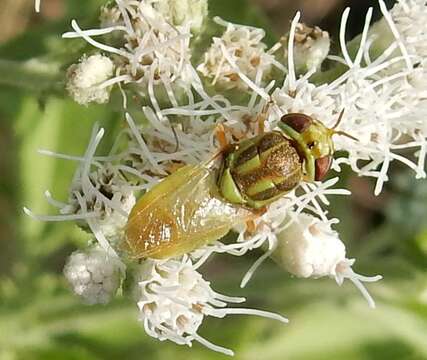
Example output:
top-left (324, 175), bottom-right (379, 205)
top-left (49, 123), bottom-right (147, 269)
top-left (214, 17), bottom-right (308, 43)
top-left (124, 165), bottom-right (248, 259)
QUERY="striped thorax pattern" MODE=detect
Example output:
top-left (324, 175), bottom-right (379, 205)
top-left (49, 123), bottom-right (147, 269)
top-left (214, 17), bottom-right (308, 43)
top-left (218, 131), bottom-right (303, 209)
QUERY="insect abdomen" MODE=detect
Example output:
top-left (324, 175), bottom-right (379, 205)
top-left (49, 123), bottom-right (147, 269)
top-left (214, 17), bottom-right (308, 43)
top-left (219, 132), bottom-right (303, 208)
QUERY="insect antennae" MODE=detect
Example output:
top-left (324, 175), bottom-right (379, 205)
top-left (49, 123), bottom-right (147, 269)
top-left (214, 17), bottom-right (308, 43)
top-left (332, 109), bottom-right (345, 129)
top-left (328, 109), bottom-right (358, 142)
top-left (333, 130), bottom-right (359, 142)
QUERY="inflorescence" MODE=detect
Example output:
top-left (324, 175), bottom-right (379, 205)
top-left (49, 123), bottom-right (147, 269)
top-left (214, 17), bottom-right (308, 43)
top-left (28, 0), bottom-right (427, 355)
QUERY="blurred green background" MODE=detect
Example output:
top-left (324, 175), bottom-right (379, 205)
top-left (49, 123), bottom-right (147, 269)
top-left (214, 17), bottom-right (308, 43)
top-left (0, 0), bottom-right (426, 359)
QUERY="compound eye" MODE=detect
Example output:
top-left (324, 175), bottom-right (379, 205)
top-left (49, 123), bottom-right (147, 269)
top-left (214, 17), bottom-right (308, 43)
top-left (315, 156), bottom-right (332, 181)
top-left (280, 113), bottom-right (313, 133)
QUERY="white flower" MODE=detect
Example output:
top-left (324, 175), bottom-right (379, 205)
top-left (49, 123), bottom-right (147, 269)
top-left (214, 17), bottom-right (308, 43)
top-left (386, 0), bottom-right (427, 59)
top-left (62, 163), bottom-right (136, 240)
top-left (123, 109), bottom-right (216, 178)
top-left (66, 54), bottom-right (114, 105)
top-left (24, 125), bottom-right (135, 256)
top-left (154, 0), bottom-right (208, 33)
top-left (99, 4), bottom-right (122, 29)
top-left (64, 0), bottom-right (194, 109)
top-left (58, 127), bottom-right (136, 252)
top-left (134, 256), bottom-right (288, 356)
top-left (272, 213), bottom-right (382, 308)
top-left (64, 246), bottom-right (124, 305)
top-left (197, 17), bottom-right (285, 91)
top-left (26, 3), bottom-right (427, 356)
top-left (281, 22), bottom-right (330, 73)
top-left (270, 7), bottom-right (427, 195)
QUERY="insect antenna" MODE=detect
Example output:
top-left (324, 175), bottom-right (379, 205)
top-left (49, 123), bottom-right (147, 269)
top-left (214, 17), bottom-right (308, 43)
top-left (332, 109), bottom-right (345, 129)
top-left (333, 130), bottom-right (359, 142)
top-left (330, 109), bottom-right (359, 142)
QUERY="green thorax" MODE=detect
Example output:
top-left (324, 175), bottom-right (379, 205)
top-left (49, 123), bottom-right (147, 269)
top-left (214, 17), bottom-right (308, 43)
top-left (218, 131), bottom-right (303, 209)
top-left (278, 114), bottom-right (334, 182)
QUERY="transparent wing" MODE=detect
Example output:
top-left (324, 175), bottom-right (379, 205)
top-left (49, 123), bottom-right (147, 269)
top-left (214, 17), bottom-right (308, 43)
top-left (124, 165), bottom-right (249, 259)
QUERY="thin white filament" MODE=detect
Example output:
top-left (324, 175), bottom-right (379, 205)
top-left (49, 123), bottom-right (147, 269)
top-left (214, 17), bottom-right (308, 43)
top-left (79, 127), bottom-right (129, 218)
top-left (211, 291), bottom-right (246, 304)
top-left (192, 333), bottom-right (234, 357)
top-left (74, 191), bottom-right (121, 260)
top-left (218, 42), bottom-right (270, 100)
top-left (68, 20), bottom-right (129, 58)
top-left (240, 238), bottom-right (277, 288)
top-left (98, 74), bottom-right (132, 89)
top-left (186, 64), bottom-right (233, 121)
top-left (287, 11), bottom-right (301, 92)
top-left (354, 7), bottom-right (373, 67)
top-left (37, 149), bottom-right (122, 164)
top-left (210, 307), bottom-right (289, 324)
top-left (336, 261), bottom-right (382, 309)
top-left (374, 151), bottom-right (390, 195)
top-left (378, 0), bottom-right (413, 70)
top-left (23, 207), bottom-right (97, 222)
top-left (125, 112), bottom-right (166, 174)
top-left (116, 0), bottom-right (135, 37)
top-left (62, 26), bottom-right (127, 38)
top-left (44, 190), bottom-right (68, 209)
top-left (339, 8), bottom-right (353, 67)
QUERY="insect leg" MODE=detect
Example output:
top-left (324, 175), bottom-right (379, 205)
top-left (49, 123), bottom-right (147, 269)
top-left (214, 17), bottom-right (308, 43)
top-left (245, 207), bottom-right (267, 235)
top-left (245, 219), bottom-right (257, 235)
top-left (215, 123), bottom-right (230, 150)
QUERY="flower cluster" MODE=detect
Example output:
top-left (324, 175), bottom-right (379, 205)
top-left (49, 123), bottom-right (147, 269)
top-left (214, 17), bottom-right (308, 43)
top-left (27, 0), bottom-right (427, 356)
top-left (134, 256), bottom-right (287, 355)
top-left (64, 245), bottom-right (125, 305)
top-left (197, 17), bottom-right (285, 90)
top-left (63, 0), bottom-right (196, 108)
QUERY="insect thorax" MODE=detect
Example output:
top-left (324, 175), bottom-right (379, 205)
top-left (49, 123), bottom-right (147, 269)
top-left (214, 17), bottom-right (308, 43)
top-left (218, 131), bottom-right (303, 209)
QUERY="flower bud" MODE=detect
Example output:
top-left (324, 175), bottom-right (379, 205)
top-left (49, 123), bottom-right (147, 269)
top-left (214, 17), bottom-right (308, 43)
top-left (197, 19), bottom-right (275, 91)
top-left (272, 213), bottom-right (345, 278)
top-left (271, 213), bottom-right (382, 308)
top-left (66, 54), bottom-right (114, 106)
top-left (282, 23), bottom-right (330, 74)
top-left (154, 0), bottom-right (208, 33)
top-left (64, 246), bottom-right (124, 305)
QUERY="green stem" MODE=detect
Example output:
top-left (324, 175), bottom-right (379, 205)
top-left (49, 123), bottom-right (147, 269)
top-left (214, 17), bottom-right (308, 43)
top-left (0, 58), bottom-right (65, 95)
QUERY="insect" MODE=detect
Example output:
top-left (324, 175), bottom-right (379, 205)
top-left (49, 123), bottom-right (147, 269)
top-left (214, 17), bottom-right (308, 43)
top-left (218, 112), bottom-right (343, 209)
top-left (124, 111), bottom-right (353, 259)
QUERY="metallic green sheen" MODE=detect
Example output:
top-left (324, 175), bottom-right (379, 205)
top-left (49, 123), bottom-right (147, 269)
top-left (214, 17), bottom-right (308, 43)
top-left (278, 122), bottom-right (315, 181)
top-left (219, 168), bottom-right (245, 204)
top-left (218, 131), bottom-right (303, 209)
top-left (278, 117), bottom-right (334, 182)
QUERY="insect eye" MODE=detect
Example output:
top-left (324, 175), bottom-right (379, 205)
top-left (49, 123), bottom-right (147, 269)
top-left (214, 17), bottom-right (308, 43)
top-left (315, 156), bottom-right (332, 181)
top-left (280, 113), bottom-right (313, 133)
